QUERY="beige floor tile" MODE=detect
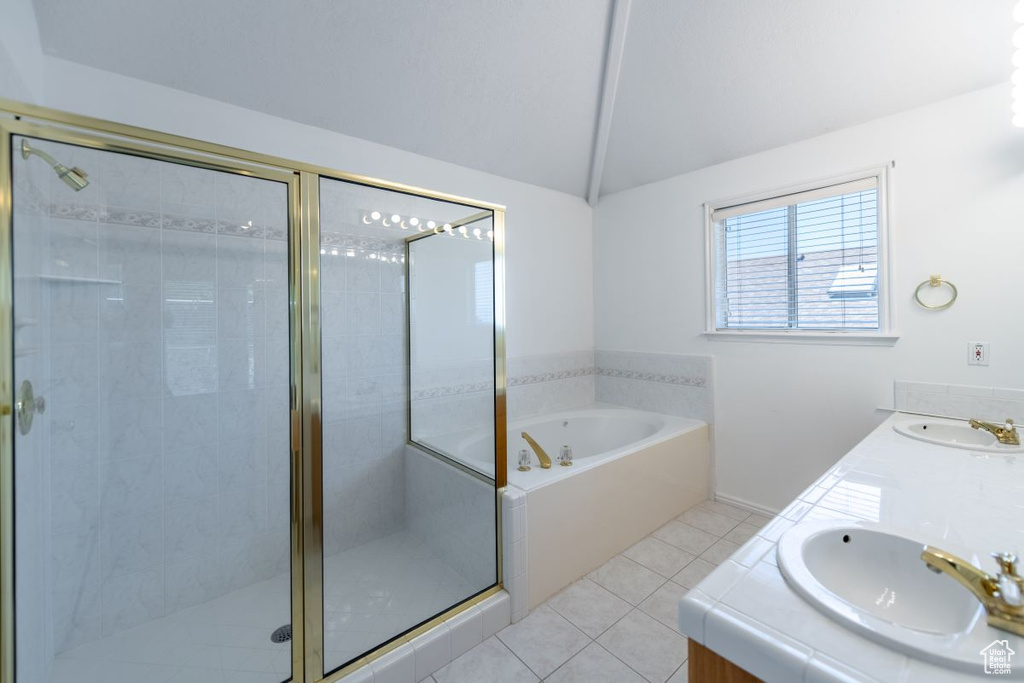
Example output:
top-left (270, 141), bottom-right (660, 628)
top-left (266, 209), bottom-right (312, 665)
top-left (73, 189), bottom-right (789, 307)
top-left (623, 537), bottom-right (696, 578)
top-left (638, 580), bottom-right (690, 632)
top-left (677, 508), bottom-right (740, 536)
top-left (672, 558), bottom-right (716, 589)
top-left (597, 609), bottom-right (688, 683)
top-left (745, 513), bottom-right (773, 528)
top-left (651, 521), bottom-right (718, 555)
top-left (700, 539), bottom-right (740, 565)
top-left (546, 578), bottom-right (632, 638)
top-left (667, 661), bottom-right (690, 682)
top-left (694, 500), bottom-right (750, 522)
top-left (496, 605), bottom-right (589, 679)
top-left (587, 555), bottom-right (666, 606)
top-left (546, 642), bottom-right (645, 683)
top-left (433, 636), bottom-right (538, 683)
top-left (723, 522), bottom-right (759, 545)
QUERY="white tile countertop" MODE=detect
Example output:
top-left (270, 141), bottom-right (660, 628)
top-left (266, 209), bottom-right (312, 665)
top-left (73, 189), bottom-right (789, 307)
top-left (679, 411), bottom-right (1024, 682)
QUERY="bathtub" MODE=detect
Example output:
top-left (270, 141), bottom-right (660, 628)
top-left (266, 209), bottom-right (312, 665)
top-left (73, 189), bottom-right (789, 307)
top-left (425, 404), bottom-right (705, 491)
top-left (421, 404), bottom-right (710, 608)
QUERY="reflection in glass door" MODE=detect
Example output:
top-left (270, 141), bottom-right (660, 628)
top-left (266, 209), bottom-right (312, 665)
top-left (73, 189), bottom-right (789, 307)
top-left (9, 133), bottom-right (295, 683)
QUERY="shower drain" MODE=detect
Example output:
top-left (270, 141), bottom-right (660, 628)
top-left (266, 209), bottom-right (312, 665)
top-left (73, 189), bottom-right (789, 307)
top-left (271, 624), bottom-right (292, 643)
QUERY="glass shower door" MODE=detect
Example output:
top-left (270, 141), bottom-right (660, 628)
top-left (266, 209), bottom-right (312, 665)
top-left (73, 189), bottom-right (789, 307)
top-left (317, 178), bottom-right (499, 676)
top-left (8, 132), bottom-right (295, 683)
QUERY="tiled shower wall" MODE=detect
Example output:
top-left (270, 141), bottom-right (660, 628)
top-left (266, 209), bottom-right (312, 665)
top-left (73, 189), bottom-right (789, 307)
top-left (318, 178), bottom-right (408, 559)
top-left (19, 142), bottom-right (293, 655)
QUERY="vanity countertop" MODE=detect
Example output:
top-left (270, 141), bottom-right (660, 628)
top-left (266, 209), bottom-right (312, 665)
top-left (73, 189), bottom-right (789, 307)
top-left (678, 411), bottom-right (1024, 682)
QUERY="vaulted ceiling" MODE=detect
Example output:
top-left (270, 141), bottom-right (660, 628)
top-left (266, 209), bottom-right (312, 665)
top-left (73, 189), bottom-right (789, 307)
top-left (33, 0), bottom-right (1015, 201)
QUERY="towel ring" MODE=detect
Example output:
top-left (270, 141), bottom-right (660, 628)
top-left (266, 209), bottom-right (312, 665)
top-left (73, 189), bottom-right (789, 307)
top-left (914, 275), bottom-right (957, 310)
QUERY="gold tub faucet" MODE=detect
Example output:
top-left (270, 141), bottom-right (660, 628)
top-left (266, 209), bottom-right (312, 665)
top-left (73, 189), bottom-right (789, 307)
top-left (521, 431), bottom-right (552, 469)
top-left (969, 418), bottom-right (1020, 445)
top-left (921, 547), bottom-right (1024, 636)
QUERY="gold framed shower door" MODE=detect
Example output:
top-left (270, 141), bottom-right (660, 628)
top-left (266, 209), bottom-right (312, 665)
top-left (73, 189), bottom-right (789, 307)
top-left (0, 98), bottom-right (508, 683)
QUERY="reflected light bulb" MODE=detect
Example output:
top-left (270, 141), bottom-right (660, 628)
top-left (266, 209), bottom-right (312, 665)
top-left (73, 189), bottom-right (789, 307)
top-left (458, 225), bottom-right (467, 236)
top-left (443, 223), bottom-right (452, 232)
top-left (330, 248), bottom-right (338, 256)
top-left (361, 214), bottom-right (372, 224)
top-left (473, 228), bottom-right (482, 239)
top-left (487, 229), bottom-right (494, 240)
top-left (320, 248), bottom-right (326, 255)
top-left (370, 211), bottom-right (381, 221)
top-left (409, 217), bottom-right (420, 227)
top-left (427, 220), bottom-right (436, 229)
top-left (391, 214), bottom-right (401, 223)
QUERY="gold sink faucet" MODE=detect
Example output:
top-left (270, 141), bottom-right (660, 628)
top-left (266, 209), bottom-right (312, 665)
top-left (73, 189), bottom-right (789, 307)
top-left (521, 431), bottom-right (552, 469)
top-left (969, 418), bottom-right (1020, 445)
top-left (921, 547), bottom-right (1024, 636)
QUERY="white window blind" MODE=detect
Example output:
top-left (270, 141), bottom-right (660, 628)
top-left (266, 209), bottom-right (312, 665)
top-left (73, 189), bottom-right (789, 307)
top-left (712, 177), bottom-right (880, 332)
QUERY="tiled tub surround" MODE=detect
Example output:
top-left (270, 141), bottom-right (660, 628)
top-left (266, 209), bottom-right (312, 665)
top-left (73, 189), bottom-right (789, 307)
top-left (678, 412), bottom-right (1024, 682)
top-left (412, 349), bottom-right (714, 432)
top-left (595, 350), bottom-right (714, 423)
top-left (894, 380), bottom-right (1024, 422)
top-left (15, 138), bottom-right (295, 670)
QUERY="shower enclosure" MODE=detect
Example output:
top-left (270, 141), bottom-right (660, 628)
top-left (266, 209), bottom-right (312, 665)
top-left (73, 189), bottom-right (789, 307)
top-left (0, 101), bottom-right (506, 683)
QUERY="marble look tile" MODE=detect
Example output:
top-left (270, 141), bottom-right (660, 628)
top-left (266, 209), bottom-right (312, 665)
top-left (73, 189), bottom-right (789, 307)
top-left (701, 539), bottom-right (741, 565)
top-left (651, 521), bottom-right (718, 556)
top-left (672, 558), bottom-right (717, 589)
top-left (639, 581), bottom-right (691, 632)
top-left (622, 537), bottom-right (695, 578)
top-left (723, 523), bottom-right (759, 545)
top-left (546, 578), bottom-right (631, 638)
top-left (587, 556), bottom-right (666, 606)
top-left (546, 642), bottom-right (644, 683)
top-left (496, 605), bottom-right (588, 678)
top-left (677, 508), bottom-right (740, 536)
top-left (695, 500), bottom-right (750, 522)
top-left (597, 609), bottom-right (688, 683)
top-left (433, 636), bottom-right (538, 683)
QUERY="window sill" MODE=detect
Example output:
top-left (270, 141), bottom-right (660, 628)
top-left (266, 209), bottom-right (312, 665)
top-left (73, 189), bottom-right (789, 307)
top-left (703, 330), bottom-right (899, 346)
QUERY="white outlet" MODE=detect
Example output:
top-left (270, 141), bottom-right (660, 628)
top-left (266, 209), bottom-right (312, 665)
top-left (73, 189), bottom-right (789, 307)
top-left (968, 341), bottom-right (990, 366)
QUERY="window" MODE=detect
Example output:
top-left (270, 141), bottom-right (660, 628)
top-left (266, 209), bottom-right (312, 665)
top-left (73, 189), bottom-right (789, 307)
top-left (706, 168), bottom-right (891, 339)
top-left (474, 260), bottom-right (493, 324)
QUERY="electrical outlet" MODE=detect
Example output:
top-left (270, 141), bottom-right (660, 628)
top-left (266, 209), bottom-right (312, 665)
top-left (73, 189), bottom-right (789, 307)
top-left (968, 341), bottom-right (990, 366)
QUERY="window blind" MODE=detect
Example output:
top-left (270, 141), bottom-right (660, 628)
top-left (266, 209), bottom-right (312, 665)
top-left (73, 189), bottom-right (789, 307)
top-left (713, 181), bottom-right (879, 331)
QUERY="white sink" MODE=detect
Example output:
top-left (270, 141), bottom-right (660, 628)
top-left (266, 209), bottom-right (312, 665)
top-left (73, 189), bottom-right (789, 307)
top-left (893, 417), bottom-right (1024, 453)
top-left (778, 520), bottom-right (989, 671)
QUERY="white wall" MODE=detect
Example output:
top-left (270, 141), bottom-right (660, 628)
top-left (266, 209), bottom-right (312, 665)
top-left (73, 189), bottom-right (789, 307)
top-left (36, 57), bottom-right (595, 363)
top-left (0, 0), bottom-right (44, 103)
top-left (594, 84), bottom-right (1024, 511)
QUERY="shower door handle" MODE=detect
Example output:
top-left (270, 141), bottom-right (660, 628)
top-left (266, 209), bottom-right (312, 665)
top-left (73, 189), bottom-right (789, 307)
top-left (15, 380), bottom-right (45, 435)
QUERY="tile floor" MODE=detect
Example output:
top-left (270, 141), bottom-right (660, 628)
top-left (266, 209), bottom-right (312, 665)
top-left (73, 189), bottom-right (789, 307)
top-left (427, 499), bottom-right (770, 683)
top-left (49, 530), bottom-right (476, 683)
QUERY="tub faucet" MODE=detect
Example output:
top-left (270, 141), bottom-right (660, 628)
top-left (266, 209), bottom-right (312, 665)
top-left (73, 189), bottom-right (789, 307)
top-left (921, 546), bottom-right (1024, 636)
top-left (521, 431), bottom-right (552, 469)
top-left (969, 418), bottom-right (1019, 445)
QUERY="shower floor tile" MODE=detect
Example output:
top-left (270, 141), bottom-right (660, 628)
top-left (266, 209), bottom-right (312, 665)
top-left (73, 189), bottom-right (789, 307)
top-left (48, 530), bottom-right (476, 683)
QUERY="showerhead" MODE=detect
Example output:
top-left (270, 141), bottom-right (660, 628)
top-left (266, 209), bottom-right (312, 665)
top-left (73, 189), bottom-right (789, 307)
top-left (20, 140), bottom-right (90, 192)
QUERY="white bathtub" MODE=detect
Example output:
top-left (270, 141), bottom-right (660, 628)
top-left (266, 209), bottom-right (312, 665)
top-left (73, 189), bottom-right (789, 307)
top-left (420, 403), bottom-right (710, 609)
top-left (424, 404), bottom-right (706, 492)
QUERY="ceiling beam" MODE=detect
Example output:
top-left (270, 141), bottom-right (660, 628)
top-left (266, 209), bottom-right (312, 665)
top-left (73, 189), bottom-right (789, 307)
top-left (586, 0), bottom-right (632, 206)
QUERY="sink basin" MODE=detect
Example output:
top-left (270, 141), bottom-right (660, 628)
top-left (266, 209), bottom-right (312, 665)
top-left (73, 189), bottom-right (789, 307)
top-left (778, 520), bottom-right (987, 671)
top-left (893, 418), bottom-right (1024, 452)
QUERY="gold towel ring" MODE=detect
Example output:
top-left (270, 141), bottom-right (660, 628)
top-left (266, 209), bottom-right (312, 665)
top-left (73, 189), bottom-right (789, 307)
top-left (914, 274), bottom-right (957, 310)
